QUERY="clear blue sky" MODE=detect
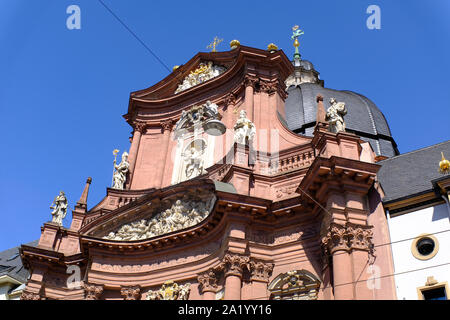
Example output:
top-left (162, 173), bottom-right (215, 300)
top-left (0, 0), bottom-right (449, 251)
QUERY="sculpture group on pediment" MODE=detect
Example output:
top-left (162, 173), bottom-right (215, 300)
top-left (175, 62), bottom-right (226, 94)
top-left (103, 195), bottom-right (216, 241)
top-left (146, 281), bottom-right (191, 300)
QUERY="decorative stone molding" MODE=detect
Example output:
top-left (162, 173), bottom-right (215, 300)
top-left (146, 280), bottom-right (191, 300)
top-left (20, 290), bottom-right (42, 300)
top-left (268, 269), bottom-right (320, 300)
top-left (321, 223), bottom-right (373, 255)
top-left (84, 283), bottom-right (104, 300)
top-left (197, 269), bottom-right (219, 293)
top-left (250, 261), bottom-right (274, 282)
top-left (121, 285), bottom-right (141, 300)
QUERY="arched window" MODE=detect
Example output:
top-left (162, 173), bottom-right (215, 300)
top-left (268, 270), bottom-right (321, 300)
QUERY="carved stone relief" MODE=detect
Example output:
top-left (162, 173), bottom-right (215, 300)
top-left (146, 281), bottom-right (191, 300)
top-left (103, 194), bottom-right (216, 241)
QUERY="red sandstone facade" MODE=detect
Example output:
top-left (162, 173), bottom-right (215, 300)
top-left (20, 45), bottom-right (397, 300)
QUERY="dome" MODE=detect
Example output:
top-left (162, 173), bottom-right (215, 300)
top-left (284, 60), bottom-right (399, 158)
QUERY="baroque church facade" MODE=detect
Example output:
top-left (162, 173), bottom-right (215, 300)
top-left (19, 39), bottom-right (405, 300)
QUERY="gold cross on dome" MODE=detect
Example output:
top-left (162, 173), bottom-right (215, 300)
top-left (207, 36), bottom-right (223, 52)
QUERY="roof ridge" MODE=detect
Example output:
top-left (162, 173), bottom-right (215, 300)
top-left (380, 140), bottom-right (450, 162)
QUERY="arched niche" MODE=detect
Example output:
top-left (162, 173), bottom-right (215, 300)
top-left (268, 270), bottom-right (321, 300)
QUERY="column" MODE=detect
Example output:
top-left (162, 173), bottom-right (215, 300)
top-left (160, 120), bottom-right (174, 188)
top-left (347, 223), bottom-right (374, 300)
top-left (197, 270), bottom-right (219, 300)
top-left (244, 75), bottom-right (258, 122)
top-left (249, 260), bottom-right (274, 300)
top-left (127, 121), bottom-right (146, 188)
top-left (223, 253), bottom-right (249, 300)
top-left (322, 223), bottom-right (354, 300)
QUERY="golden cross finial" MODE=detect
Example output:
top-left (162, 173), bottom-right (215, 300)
top-left (207, 36), bottom-right (223, 52)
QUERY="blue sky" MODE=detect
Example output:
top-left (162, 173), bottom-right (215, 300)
top-left (0, 0), bottom-right (449, 251)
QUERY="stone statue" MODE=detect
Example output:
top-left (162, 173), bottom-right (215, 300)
top-left (50, 191), bottom-right (68, 226)
top-left (204, 100), bottom-right (219, 118)
top-left (184, 147), bottom-right (204, 179)
top-left (233, 110), bottom-right (256, 145)
top-left (326, 98), bottom-right (347, 133)
top-left (112, 151), bottom-right (129, 189)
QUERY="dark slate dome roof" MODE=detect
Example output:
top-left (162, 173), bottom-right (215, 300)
top-left (283, 60), bottom-right (399, 158)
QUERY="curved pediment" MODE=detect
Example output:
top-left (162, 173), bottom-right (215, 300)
top-left (81, 179), bottom-right (220, 241)
top-left (103, 194), bottom-right (216, 241)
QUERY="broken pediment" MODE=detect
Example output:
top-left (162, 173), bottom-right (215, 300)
top-left (102, 193), bottom-right (216, 242)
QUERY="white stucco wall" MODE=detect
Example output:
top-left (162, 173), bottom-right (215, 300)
top-left (388, 203), bottom-right (450, 300)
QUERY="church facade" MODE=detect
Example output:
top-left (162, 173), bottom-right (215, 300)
top-left (19, 40), bottom-right (399, 300)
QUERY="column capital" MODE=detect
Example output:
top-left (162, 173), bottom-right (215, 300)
top-left (321, 222), bottom-right (373, 255)
top-left (346, 222), bottom-right (373, 251)
top-left (120, 285), bottom-right (141, 300)
top-left (133, 121), bottom-right (147, 134)
top-left (84, 283), bottom-right (104, 300)
top-left (244, 74), bottom-right (259, 89)
top-left (160, 119), bottom-right (174, 132)
top-left (197, 269), bottom-right (219, 294)
top-left (249, 260), bottom-right (274, 283)
top-left (221, 253), bottom-right (250, 278)
top-left (259, 79), bottom-right (278, 95)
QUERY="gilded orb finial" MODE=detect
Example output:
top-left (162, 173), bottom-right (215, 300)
top-left (207, 36), bottom-right (223, 52)
top-left (267, 43), bottom-right (278, 52)
top-left (230, 39), bottom-right (240, 50)
top-left (439, 152), bottom-right (450, 174)
top-left (172, 65), bottom-right (180, 72)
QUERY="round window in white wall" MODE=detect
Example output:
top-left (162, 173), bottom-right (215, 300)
top-left (411, 234), bottom-right (439, 260)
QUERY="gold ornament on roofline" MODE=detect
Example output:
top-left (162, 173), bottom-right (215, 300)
top-left (230, 39), bottom-right (240, 50)
top-left (267, 43), bottom-right (278, 52)
top-left (173, 65), bottom-right (180, 71)
top-left (439, 152), bottom-right (450, 174)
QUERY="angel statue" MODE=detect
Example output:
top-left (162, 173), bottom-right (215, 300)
top-left (50, 191), bottom-right (68, 226)
top-left (112, 151), bottom-right (129, 189)
top-left (233, 110), bottom-right (256, 145)
top-left (326, 98), bottom-right (347, 133)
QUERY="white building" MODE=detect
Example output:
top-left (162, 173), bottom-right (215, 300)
top-left (378, 140), bottom-right (450, 300)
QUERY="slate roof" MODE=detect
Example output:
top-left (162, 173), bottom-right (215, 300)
top-left (0, 240), bottom-right (38, 283)
top-left (284, 83), bottom-right (399, 157)
top-left (377, 140), bottom-right (450, 203)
